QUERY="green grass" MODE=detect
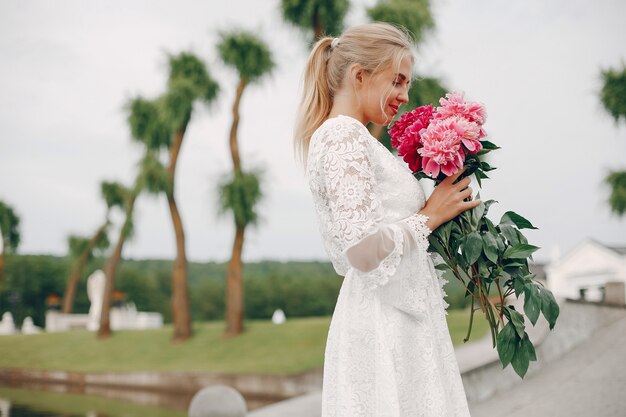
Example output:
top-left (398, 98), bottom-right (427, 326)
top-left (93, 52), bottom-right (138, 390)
top-left (0, 387), bottom-right (185, 417)
top-left (0, 312), bottom-right (488, 375)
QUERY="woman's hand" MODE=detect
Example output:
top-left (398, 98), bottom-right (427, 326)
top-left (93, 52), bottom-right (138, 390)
top-left (418, 167), bottom-right (481, 232)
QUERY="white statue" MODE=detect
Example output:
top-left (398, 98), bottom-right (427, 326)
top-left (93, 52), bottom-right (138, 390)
top-left (272, 308), bottom-right (286, 325)
top-left (21, 316), bottom-right (41, 334)
top-left (87, 269), bottom-right (106, 331)
top-left (0, 312), bottom-right (17, 335)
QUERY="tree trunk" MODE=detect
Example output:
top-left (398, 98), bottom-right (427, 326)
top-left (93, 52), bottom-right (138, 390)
top-left (168, 127), bottom-right (191, 343)
top-left (229, 80), bottom-right (246, 172)
top-left (97, 194), bottom-right (136, 339)
top-left (62, 223), bottom-right (107, 314)
top-left (312, 6), bottom-right (322, 41)
top-left (225, 225), bottom-right (246, 337)
top-left (224, 78), bottom-right (247, 338)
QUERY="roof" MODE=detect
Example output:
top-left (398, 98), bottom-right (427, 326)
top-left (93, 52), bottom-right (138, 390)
top-left (608, 246), bottom-right (626, 255)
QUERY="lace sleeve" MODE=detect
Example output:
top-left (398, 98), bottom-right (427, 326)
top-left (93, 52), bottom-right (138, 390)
top-left (318, 121), bottom-right (433, 293)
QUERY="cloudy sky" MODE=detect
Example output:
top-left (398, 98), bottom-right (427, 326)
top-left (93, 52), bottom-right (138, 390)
top-left (1, 0), bottom-right (625, 265)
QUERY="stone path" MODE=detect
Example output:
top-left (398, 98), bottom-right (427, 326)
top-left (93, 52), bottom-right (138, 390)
top-left (469, 312), bottom-right (626, 417)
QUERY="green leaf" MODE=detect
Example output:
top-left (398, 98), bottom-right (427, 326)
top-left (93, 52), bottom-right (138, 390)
top-left (503, 244), bottom-right (540, 260)
top-left (511, 336), bottom-right (530, 378)
top-left (484, 217), bottom-right (498, 235)
top-left (464, 231), bottom-right (483, 264)
top-left (480, 140), bottom-right (501, 150)
top-left (496, 235), bottom-right (506, 255)
top-left (434, 263), bottom-right (451, 271)
top-left (480, 161), bottom-right (496, 172)
top-left (483, 199), bottom-right (498, 216)
top-left (474, 171), bottom-right (483, 187)
top-left (439, 220), bottom-right (452, 245)
top-left (523, 285), bottom-right (541, 326)
top-left (499, 224), bottom-right (519, 245)
top-left (482, 232), bottom-right (499, 264)
top-left (507, 307), bottom-right (526, 339)
top-left (496, 322), bottom-right (516, 368)
top-left (539, 287), bottom-right (560, 330)
top-left (471, 201), bottom-right (486, 229)
top-left (513, 276), bottom-right (525, 297)
top-left (503, 260), bottom-right (525, 268)
top-left (522, 333), bottom-right (537, 361)
top-left (516, 229), bottom-right (529, 245)
top-left (500, 211), bottom-right (538, 230)
top-left (428, 235), bottom-right (447, 258)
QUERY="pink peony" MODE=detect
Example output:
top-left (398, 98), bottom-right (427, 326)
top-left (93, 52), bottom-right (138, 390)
top-left (449, 115), bottom-right (483, 155)
top-left (388, 104), bottom-right (434, 149)
top-left (397, 130), bottom-right (422, 172)
top-left (434, 91), bottom-right (487, 126)
top-left (386, 90), bottom-right (488, 178)
top-left (418, 117), bottom-right (467, 178)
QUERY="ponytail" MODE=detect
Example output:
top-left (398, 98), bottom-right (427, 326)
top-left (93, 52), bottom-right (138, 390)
top-left (293, 37), bottom-right (334, 171)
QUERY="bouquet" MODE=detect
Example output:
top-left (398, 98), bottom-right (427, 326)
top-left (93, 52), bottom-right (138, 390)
top-left (388, 91), bottom-right (560, 379)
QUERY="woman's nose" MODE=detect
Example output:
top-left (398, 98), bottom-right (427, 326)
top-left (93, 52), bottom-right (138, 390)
top-left (398, 89), bottom-right (409, 104)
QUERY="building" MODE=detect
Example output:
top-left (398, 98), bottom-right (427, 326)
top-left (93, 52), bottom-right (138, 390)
top-left (545, 238), bottom-right (626, 302)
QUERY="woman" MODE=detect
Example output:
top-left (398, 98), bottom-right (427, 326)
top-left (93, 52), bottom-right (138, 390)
top-left (293, 22), bottom-right (480, 416)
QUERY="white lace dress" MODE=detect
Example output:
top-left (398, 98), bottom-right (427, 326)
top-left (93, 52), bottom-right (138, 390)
top-left (306, 115), bottom-right (472, 417)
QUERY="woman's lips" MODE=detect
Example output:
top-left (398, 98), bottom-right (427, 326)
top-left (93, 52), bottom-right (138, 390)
top-left (389, 105), bottom-right (398, 114)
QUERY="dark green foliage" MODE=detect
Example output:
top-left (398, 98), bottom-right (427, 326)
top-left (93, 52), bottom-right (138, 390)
top-left (67, 236), bottom-right (91, 259)
top-left (217, 31), bottom-right (275, 83)
top-left (100, 181), bottom-right (127, 211)
top-left (138, 151), bottom-right (170, 195)
top-left (217, 170), bottom-right (264, 228)
top-left (0, 201), bottom-right (20, 253)
top-left (605, 170), bottom-right (626, 217)
top-left (167, 51), bottom-right (220, 104)
top-left (281, 0), bottom-right (349, 39)
top-left (366, 0), bottom-right (435, 44)
top-left (127, 97), bottom-right (172, 150)
top-left (599, 63), bottom-right (626, 125)
top-left (428, 191), bottom-right (559, 378)
top-left (0, 255), bottom-right (72, 326)
top-left (161, 79), bottom-right (196, 128)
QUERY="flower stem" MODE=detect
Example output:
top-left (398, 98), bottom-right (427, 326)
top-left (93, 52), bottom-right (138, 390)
top-left (464, 296), bottom-right (476, 343)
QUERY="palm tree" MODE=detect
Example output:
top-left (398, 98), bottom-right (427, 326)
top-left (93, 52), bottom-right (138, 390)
top-left (216, 30), bottom-right (274, 337)
top-left (98, 96), bottom-right (171, 339)
top-left (0, 201), bottom-right (20, 297)
top-left (62, 181), bottom-right (125, 313)
top-left (598, 63), bottom-right (626, 217)
top-left (281, 0), bottom-right (349, 43)
top-left (98, 151), bottom-right (169, 338)
top-left (159, 52), bottom-right (219, 342)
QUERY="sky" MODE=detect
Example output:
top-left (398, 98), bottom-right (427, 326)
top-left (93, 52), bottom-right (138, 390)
top-left (1, 0), bottom-right (625, 265)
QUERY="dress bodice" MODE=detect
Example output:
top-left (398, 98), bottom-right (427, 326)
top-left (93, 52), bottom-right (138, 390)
top-left (306, 114), bottom-right (427, 276)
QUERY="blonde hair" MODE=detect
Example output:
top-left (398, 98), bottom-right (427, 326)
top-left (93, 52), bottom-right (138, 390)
top-left (293, 22), bottom-right (415, 170)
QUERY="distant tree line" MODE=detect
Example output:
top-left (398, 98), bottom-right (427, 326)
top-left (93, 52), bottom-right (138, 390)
top-left (0, 254), bottom-right (472, 327)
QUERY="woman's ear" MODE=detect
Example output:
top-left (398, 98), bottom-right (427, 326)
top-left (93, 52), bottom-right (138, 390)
top-left (349, 64), bottom-right (366, 88)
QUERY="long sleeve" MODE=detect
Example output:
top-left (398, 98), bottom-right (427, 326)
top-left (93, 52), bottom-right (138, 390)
top-left (315, 120), bottom-right (433, 317)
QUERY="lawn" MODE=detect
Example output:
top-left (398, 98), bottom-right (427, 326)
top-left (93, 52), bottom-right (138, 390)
top-left (0, 309), bottom-right (488, 375)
